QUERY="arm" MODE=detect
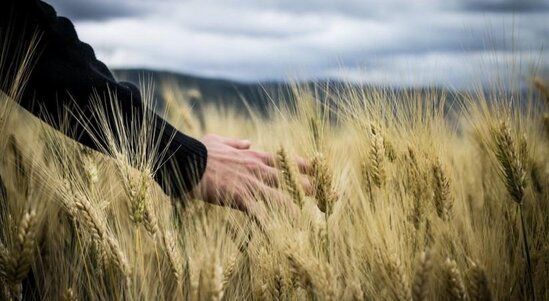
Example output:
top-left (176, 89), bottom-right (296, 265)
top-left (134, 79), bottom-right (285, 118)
top-left (1, 0), bottom-right (312, 212)
top-left (1, 0), bottom-right (206, 197)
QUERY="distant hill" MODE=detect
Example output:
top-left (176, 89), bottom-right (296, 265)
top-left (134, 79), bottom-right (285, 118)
top-left (114, 69), bottom-right (515, 120)
top-left (113, 69), bottom-right (293, 112)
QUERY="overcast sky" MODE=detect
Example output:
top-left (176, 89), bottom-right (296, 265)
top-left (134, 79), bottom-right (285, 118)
top-left (47, 0), bottom-right (548, 87)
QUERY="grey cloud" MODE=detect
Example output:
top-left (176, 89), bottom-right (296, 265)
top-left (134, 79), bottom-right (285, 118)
top-left (45, 0), bottom-right (144, 21)
top-left (456, 0), bottom-right (549, 12)
top-left (66, 0), bottom-right (548, 87)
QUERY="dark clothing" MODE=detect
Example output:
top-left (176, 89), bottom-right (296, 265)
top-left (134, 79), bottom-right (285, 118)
top-left (1, 0), bottom-right (207, 197)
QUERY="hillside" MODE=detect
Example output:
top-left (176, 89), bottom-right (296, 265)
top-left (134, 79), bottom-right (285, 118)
top-left (114, 68), bottom-right (290, 111)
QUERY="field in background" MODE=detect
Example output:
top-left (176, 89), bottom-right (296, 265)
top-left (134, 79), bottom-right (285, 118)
top-left (1, 66), bottom-right (549, 300)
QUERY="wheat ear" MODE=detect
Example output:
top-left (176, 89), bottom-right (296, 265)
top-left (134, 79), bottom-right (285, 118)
top-left (125, 171), bottom-right (151, 225)
top-left (0, 210), bottom-right (38, 301)
top-left (222, 254), bottom-right (238, 290)
top-left (386, 255), bottom-right (411, 301)
top-left (311, 154), bottom-right (336, 216)
top-left (468, 262), bottom-right (492, 301)
top-left (432, 159), bottom-right (452, 221)
top-left (81, 148), bottom-right (99, 189)
top-left (198, 253), bottom-right (224, 301)
top-left (61, 288), bottom-right (77, 301)
top-left (273, 267), bottom-right (285, 301)
top-left (162, 229), bottom-right (183, 285)
top-left (492, 121), bottom-right (535, 300)
top-left (492, 121), bottom-right (527, 204)
top-left (444, 258), bottom-right (468, 301)
top-left (277, 146), bottom-right (305, 208)
top-left (60, 182), bottom-right (130, 278)
top-left (412, 250), bottom-right (433, 301)
top-left (369, 133), bottom-right (386, 188)
top-left (384, 138), bottom-right (397, 162)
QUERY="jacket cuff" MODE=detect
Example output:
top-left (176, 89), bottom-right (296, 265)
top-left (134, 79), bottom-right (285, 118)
top-left (154, 122), bottom-right (208, 198)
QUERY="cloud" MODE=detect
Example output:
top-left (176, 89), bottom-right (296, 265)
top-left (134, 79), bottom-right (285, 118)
top-left (46, 0), bottom-right (548, 87)
top-left (455, 0), bottom-right (549, 12)
top-left (45, 0), bottom-right (144, 21)
top-left (328, 50), bottom-right (546, 87)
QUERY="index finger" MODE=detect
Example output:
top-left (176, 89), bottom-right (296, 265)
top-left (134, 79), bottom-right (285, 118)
top-left (294, 156), bottom-right (313, 175)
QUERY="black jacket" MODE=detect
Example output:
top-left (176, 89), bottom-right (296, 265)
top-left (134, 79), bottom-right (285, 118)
top-left (1, 0), bottom-right (207, 197)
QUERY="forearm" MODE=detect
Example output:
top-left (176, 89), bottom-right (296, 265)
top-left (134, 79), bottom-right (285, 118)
top-left (0, 0), bottom-right (207, 197)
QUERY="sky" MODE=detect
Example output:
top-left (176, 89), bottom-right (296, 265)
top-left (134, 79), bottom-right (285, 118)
top-left (47, 0), bottom-right (548, 87)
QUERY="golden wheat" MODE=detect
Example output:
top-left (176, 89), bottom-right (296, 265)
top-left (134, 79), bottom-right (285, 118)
top-left (1, 58), bottom-right (548, 299)
top-left (467, 262), bottom-right (492, 301)
top-left (277, 146), bottom-right (305, 208)
top-left (412, 250), bottom-right (433, 301)
top-left (444, 258), bottom-right (468, 301)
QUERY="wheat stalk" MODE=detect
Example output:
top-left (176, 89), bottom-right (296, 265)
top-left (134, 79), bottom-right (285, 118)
top-left (384, 138), bottom-right (397, 162)
top-left (143, 207), bottom-right (159, 237)
top-left (198, 253), bottom-right (224, 301)
top-left (492, 121), bottom-right (535, 300)
top-left (444, 258), bottom-right (468, 301)
top-left (286, 253), bottom-right (314, 295)
top-left (222, 254), bottom-right (238, 290)
top-left (432, 159), bottom-right (452, 221)
top-left (286, 250), bottom-right (335, 300)
top-left (61, 288), bottom-right (77, 301)
top-left (369, 134), bottom-right (386, 188)
top-left (370, 122), bottom-right (397, 162)
top-left (59, 181), bottom-right (130, 279)
top-left (125, 171), bottom-right (151, 225)
top-left (412, 250), bottom-right (432, 301)
top-left (0, 210), bottom-right (38, 301)
top-left (80, 148), bottom-right (99, 189)
top-left (273, 267), bottom-right (285, 301)
top-left (492, 121), bottom-right (527, 204)
top-left (162, 229), bottom-right (183, 285)
top-left (361, 160), bottom-right (375, 208)
top-left (386, 255), bottom-right (411, 301)
top-left (120, 168), bottom-right (159, 236)
top-left (7, 135), bottom-right (29, 197)
top-left (468, 262), bottom-right (492, 301)
top-left (309, 116), bottom-right (322, 151)
top-left (405, 146), bottom-right (428, 230)
top-left (277, 146), bottom-right (305, 208)
top-left (311, 154), bottom-right (336, 216)
top-left (343, 280), bottom-right (364, 301)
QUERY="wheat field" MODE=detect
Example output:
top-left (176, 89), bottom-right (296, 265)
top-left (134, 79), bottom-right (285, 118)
top-left (1, 49), bottom-right (549, 300)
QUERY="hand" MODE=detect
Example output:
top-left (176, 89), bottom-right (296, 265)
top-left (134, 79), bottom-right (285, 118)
top-left (193, 134), bottom-right (312, 215)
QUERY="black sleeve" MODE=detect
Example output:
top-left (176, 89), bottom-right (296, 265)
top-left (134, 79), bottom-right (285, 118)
top-left (0, 0), bottom-right (207, 197)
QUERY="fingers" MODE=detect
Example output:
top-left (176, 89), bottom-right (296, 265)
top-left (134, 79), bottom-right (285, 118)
top-left (221, 136), bottom-right (252, 150)
top-left (300, 175), bottom-right (313, 195)
top-left (252, 165), bottom-right (280, 188)
top-left (294, 156), bottom-right (313, 175)
top-left (253, 182), bottom-right (298, 214)
top-left (254, 184), bottom-right (300, 219)
top-left (245, 152), bottom-right (313, 194)
top-left (217, 174), bottom-right (299, 224)
top-left (254, 151), bottom-right (276, 167)
top-left (243, 149), bottom-right (310, 175)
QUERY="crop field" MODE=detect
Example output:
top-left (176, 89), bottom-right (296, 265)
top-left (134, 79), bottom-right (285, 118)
top-left (1, 51), bottom-right (549, 300)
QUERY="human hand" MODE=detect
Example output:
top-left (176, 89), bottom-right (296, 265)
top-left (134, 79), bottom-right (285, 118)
top-left (193, 134), bottom-right (312, 215)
